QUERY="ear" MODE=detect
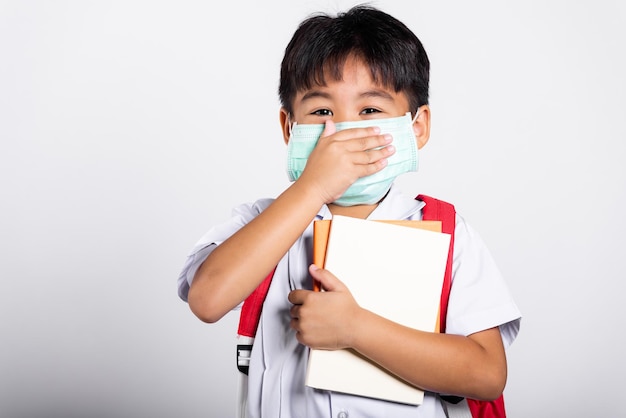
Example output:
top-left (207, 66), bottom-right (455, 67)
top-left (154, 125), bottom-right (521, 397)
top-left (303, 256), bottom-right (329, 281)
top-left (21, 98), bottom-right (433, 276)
top-left (279, 107), bottom-right (291, 145)
top-left (413, 105), bottom-right (431, 150)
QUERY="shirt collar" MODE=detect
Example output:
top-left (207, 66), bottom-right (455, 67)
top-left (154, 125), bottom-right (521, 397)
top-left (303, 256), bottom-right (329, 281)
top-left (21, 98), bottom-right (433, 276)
top-left (367, 184), bottom-right (425, 220)
top-left (315, 184), bottom-right (425, 221)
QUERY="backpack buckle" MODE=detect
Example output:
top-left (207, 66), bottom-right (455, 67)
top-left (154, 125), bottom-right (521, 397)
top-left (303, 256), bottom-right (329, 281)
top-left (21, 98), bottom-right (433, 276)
top-left (237, 344), bottom-right (253, 375)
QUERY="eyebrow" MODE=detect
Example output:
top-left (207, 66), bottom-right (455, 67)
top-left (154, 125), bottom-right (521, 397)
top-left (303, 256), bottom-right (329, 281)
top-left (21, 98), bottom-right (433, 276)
top-left (361, 89), bottom-right (394, 101)
top-left (300, 90), bottom-right (332, 102)
top-left (300, 89), bottom-right (395, 102)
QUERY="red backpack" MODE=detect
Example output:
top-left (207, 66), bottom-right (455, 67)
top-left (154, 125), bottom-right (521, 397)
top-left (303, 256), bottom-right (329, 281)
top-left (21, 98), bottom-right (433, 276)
top-left (236, 195), bottom-right (506, 418)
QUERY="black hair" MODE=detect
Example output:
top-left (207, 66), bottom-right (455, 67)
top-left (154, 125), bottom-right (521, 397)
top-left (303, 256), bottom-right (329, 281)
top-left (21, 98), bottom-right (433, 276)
top-left (279, 5), bottom-right (430, 115)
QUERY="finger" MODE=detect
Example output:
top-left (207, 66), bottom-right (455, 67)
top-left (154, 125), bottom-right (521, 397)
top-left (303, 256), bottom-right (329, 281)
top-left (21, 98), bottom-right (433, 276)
top-left (289, 304), bottom-right (300, 319)
top-left (354, 143), bottom-right (396, 165)
top-left (325, 126), bottom-right (381, 144)
top-left (290, 317), bottom-right (300, 332)
top-left (288, 289), bottom-right (306, 305)
top-left (320, 119), bottom-right (337, 138)
top-left (308, 264), bottom-right (346, 292)
top-left (350, 133), bottom-right (393, 153)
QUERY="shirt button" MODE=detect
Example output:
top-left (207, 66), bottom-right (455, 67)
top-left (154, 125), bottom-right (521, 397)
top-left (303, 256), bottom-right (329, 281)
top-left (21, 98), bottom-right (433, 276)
top-left (337, 412), bottom-right (348, 418)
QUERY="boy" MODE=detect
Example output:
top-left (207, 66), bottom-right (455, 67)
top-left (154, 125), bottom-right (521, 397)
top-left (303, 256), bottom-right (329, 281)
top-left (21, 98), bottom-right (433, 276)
top-left (178, 5), bottom-right (521, 417)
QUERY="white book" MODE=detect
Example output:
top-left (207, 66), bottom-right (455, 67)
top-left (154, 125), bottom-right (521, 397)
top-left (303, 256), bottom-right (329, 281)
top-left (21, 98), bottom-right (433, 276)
top-left (305, 215), bottom-right (451, 405)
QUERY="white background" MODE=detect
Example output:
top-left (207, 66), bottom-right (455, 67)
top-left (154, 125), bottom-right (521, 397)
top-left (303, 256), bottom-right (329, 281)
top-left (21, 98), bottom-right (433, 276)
top-left (1, 1), bottom-right (625, 417)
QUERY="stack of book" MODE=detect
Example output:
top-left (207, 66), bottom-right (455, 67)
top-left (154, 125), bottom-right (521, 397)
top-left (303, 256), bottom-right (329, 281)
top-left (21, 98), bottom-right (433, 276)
top-left (305, 215), bottom-right (451, 405)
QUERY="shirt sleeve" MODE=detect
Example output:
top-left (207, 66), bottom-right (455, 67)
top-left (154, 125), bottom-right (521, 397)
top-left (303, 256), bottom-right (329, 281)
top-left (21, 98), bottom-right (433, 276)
top-left (445, 215), bottom-right (522, 348)
top-left (176, 198), bottom-right (275, 302)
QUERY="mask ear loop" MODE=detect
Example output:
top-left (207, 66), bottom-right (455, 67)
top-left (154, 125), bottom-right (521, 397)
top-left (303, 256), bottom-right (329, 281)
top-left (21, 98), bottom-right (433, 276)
top-left (411, 108), bottom-right (421, 124)
top-left (287, 114), bottom-right (296, 137)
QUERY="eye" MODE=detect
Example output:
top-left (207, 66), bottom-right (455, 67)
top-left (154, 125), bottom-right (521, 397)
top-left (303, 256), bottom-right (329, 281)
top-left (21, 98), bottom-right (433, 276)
top-left (361, 108), bottom-right (381, 115)
top-left (311, 108), bottom-right (333, 116)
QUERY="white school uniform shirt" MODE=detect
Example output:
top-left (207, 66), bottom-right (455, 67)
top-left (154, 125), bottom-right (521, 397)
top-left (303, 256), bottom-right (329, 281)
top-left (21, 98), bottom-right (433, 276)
top-left (178, 185), bottom-right (522, 418)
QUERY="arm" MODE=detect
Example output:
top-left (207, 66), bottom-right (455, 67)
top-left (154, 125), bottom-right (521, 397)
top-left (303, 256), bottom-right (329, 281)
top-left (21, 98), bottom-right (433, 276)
top-left (289, 265), bottom-right (507, 400)
top-left (188, 123), bottom-right (395, 323)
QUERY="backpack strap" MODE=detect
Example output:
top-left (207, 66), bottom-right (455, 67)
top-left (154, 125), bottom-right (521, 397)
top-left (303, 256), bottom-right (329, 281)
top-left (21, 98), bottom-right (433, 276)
top-left (236, 268), bottom-right (276, 375)
top-left (416, 194), bottom-right (455, 333)
top-left (417, 195), bottom-right (465, 409)
top-left (238, 268), bottom-right (276, 338)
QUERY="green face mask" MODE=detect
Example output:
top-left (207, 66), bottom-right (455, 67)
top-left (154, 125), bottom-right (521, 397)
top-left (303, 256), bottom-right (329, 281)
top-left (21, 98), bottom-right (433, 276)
top-left (286, 112), bottom-right (419, 206)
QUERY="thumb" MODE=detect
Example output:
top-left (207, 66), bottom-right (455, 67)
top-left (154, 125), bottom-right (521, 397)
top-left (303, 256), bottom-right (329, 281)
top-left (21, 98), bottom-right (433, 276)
top-left (309, 264), bottom-right (346, 292)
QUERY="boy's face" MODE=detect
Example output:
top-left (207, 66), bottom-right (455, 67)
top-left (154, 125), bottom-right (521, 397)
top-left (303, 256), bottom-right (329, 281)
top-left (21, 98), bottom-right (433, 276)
top-left (280, 56), bottom-right (430, 149)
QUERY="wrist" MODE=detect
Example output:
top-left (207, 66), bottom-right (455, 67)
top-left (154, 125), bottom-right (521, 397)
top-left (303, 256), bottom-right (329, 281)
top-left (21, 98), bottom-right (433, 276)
top-left (296, 166), bottom-right (350, 205)
top-left (289, 176), bottom-right (330, 208)
top-left (346, 306), bottom-right (370, 350)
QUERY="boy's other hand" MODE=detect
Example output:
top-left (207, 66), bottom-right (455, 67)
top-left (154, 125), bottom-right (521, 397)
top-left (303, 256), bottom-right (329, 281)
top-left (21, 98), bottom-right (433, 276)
top-left (288, 264), bottom-right (363, 350)
top-left (297, 121), bottom-right (395, 204)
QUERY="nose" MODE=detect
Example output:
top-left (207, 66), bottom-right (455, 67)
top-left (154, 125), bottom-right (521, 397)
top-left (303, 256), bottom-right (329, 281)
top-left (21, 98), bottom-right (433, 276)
top-left (330, 110), bottom-right (353, 124)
